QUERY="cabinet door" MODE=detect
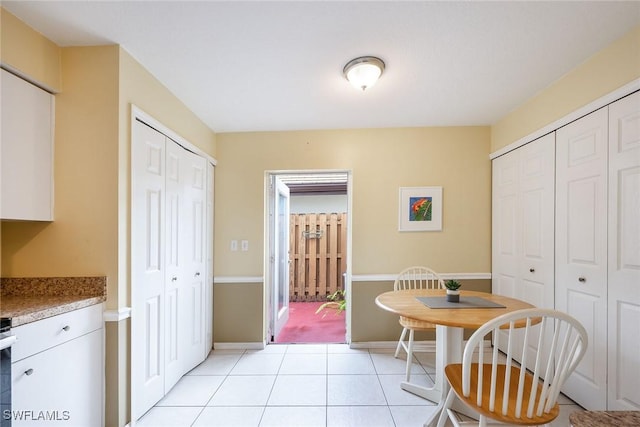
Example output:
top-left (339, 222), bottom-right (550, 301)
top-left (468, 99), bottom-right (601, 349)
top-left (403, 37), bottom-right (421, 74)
top-left (608, 91), bottom-right (640, 410)
top-left (12, 330), bottom-right (102, 427)
top-left (556, 107), bottom-right (608, 410)
top-left (1, 70), bottom-right (53, 221)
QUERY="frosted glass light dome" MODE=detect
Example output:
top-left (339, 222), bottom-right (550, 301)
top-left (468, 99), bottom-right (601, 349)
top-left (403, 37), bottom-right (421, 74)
top-left (343, 56), bottom-right (385, 91)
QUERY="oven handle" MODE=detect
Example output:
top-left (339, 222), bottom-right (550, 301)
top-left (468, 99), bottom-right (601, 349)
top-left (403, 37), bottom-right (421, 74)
top-left (0, 334), bottom-right (17, 350)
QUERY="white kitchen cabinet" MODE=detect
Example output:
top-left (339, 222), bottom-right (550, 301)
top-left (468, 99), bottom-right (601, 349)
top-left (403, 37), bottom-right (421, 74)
top-left (1, 69), bottom-right (54, 221)
top-left (11, 304), bottom-right (103, 426)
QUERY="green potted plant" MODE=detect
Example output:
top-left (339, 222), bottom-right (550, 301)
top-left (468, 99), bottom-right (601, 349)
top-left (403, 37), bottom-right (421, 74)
top-left (444, 279), bottom-right (461, 303)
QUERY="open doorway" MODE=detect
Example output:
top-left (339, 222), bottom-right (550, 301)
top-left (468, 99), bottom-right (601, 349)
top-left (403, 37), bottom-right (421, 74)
top-left (265, 171), bottom-right (351, 345)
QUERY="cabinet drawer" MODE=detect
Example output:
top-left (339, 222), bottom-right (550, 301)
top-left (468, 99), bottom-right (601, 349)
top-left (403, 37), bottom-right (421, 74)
top-left (12, 304), bottom-right (103, 362)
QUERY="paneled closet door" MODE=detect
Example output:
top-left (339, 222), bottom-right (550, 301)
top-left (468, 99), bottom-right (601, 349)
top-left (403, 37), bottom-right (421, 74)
top-left (492, 134), bottom-right (554, 363)
top-left (132, 120), bottom-right (167, 418)
top-left (492, 149), bottom-right (520, 299)
top-left (556, 107), bottom-right (608, 410)
top-left (182, 148), bottom-right (208, 372)
top-left (518, 133), bottom-right (555, 310)
top-left (164, 140), bottom-right (185, 393)
top-left (608, 91), bottom-right (640, 410)
top-left (492, 134), bottom-right (555, 305)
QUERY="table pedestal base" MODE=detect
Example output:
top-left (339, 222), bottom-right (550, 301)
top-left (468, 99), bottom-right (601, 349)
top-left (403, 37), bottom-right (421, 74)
top-left (398, 325), bottom-right (479, 426)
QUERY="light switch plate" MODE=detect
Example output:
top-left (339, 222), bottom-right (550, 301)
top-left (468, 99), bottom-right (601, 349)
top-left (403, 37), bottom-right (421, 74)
top-left (230, 240), bottom-right (238, 251)
top-left (241, 240), bottom-right (249, 251)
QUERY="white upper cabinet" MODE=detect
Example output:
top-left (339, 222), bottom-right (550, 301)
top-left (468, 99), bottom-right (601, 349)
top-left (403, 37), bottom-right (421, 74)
top-left (1, 69), bottom-right (54, 221)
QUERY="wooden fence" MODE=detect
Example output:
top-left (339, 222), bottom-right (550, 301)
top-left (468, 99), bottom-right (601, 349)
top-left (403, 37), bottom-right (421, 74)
top-left (289, 213), bottom-right (347, 302)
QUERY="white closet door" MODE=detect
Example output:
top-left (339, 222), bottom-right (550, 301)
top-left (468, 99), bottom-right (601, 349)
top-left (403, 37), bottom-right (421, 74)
top-left (518, 133), bottom-right (555, 310)
top-left (182, 148), bottom-right (207, 372)
top-left (164, 140), bottom-right (184, 392)
top-left (518, 134), bottom-right (556, 368)
top-left (608, 91), bottom-right (640, 410)
top-left (492, 149), bottom-right (520, 299)
top-left (556, 107), bottom-right (608, 410)
top-left (492, 134), bottom-right (554, 363)
top-left (132, 120), bottom-right (166, 417)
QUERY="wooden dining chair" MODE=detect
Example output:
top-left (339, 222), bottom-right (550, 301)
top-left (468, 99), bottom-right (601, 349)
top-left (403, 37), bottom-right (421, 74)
top-left (393, 266), bottom-right (445, 381)
top-left (436, 308), bottom-right (588, 427)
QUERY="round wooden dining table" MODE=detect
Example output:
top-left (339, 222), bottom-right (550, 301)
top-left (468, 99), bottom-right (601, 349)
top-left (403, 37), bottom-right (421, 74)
top-left (375, 289), bottom-right (535, 427)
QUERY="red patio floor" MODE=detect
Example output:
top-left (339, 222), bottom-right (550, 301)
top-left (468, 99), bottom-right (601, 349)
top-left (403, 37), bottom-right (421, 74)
top-left (274, 301), bottom-right (346, 344)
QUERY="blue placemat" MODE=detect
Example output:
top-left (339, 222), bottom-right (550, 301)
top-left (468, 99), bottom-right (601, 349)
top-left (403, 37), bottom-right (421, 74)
top-left (416, 296), bottom-right (506, 309)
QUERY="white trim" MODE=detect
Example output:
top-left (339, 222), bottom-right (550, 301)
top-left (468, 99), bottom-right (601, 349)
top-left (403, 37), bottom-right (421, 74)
top-left (351, 273), bottom-right (492, 282)
top-left (103, 307), bottom-right (132, 322)
top-left (213, 273), bottom-right (490, 283)
top-left (213, 341), bottom-right (266, 350)
top-left (214, 276), bottom-right (263, 284)
top-left (131, 105), bottom-right (217, 166)
top-left (350, 341), bottom-right (437, 352)
top-left (263, 169), bottom-right (355, 346)
top-left (490, 79), bottom-right (640, 160)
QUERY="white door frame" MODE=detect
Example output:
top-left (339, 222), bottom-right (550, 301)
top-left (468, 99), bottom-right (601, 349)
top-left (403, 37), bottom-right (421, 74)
top-left (270, 176), bottom-right (291, 340)
top-left (264, 170), bottom-right (353, 344)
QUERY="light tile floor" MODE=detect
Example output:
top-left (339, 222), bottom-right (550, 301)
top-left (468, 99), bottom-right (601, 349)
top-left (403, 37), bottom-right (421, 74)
top-left (137, 344), bottom-right (584, 427)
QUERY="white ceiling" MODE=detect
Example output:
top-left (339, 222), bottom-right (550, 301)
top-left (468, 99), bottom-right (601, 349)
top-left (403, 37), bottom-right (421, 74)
top-left (3, 1), bottom-right (639, 133)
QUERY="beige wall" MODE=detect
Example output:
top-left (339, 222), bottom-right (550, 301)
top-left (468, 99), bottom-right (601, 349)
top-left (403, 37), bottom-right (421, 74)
top-left (213, 127), bottom-right (492, 343)
top-left (0, 8), bottom-right (61, 91)
top-left (214, 283), bottom-right (264, 343)
top-left (215, 127), bottom-right (492, 277)
top-left (491, 25), bottom-right (640, 152)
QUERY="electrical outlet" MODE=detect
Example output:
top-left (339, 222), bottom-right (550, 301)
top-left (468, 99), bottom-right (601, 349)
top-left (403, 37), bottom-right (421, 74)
top-left (230, 240), bottom-right (238, 251)
top-left (241, 240), bottom-right (249, 251)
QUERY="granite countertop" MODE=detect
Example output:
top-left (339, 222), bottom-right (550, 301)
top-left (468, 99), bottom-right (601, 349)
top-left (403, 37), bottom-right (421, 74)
top-left (569, 411), bottom-right (640, 427)
top-left (0, 277), bottom-right (106, 327)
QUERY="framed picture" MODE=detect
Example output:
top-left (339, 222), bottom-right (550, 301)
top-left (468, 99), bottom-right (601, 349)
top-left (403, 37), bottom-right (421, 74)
top-left (398, 186), bottom-right (443, 232)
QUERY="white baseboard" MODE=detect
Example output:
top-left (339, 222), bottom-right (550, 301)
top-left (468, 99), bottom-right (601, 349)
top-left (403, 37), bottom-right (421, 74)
top-left (213, 341), bottom-right (266, 350)
top-left (212, 340), bottom-right (439, 352)
top-left (348, 340), bottom-right (437, 352)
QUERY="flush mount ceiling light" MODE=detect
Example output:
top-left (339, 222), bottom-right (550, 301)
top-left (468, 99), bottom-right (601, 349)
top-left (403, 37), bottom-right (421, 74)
top-left (343, 56), bottom-right (385, 91)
